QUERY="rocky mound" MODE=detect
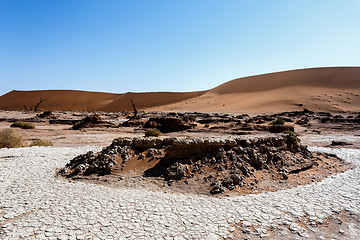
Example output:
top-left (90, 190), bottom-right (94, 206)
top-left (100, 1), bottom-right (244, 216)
top-left (71, 115), bottom-right (115, 130)
top-left (143, 117), bottom-right (196, 133)
top-left (58, 134), bottom-right (328, 194)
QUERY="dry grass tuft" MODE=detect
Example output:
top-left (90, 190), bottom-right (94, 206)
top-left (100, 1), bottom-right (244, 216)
top-left (0, 129), bottom-right (24, 148)
top-left (10, 121), bottom-right (35, 129)
top-left (271, 118), bottom-right (286, 125)
top-left (30, 139), bottom-right (53, 147)
top-left (145, 128), bottom-right (161, 137)
top-left (282, 130), bottom-right (297, 136)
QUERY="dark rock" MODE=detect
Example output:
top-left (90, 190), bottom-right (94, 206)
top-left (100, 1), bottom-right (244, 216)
top-left (230, 174), bottom-right (243, 185)
top-left (71, 115), bottom-right (115, 130)
top-left (248, 153), bottom-right (266, 169)
top-left (239, 164), bottom-right (251, 177)
top-left (284, 135), bottom-right (301, 152)
top-left (320, 117), bottom-right (331, 123)
top-left (331, 141), bottom-right (353, 146)
top-left (59, 150), bottom-right (117, 177)
top-left (121, 118), bottom-right (146, 127)
top-left (165, 162), bottom-right (188, 180)
top-left (317, 112), bottom-right (332, 117)
top-left (168, 179), bottom-right (173, 186)
top-left (221, 177), bottom-right (233, 188)
top-left (295, 118), bottom-right (309, 125)
top-left (144, 117), bottom-right (195, 133)
top-left (210, 182), bottom-right (225, 194)
top-left (49, 119), bottom-right (79, 125)
top-left (37, 111), bottom-right (53, 118)
top-left (265, 124), bottom-right (295, 133)
top-left (288, 161), bottom-right (314, 174)
top-left (197, 117), bottom-right (219, 124)
top-left (241, 123), bottom-right (256, 131)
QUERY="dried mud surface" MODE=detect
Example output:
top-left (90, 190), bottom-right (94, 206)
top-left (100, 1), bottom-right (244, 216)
top-left (0, 110), bottom-right (359, 239)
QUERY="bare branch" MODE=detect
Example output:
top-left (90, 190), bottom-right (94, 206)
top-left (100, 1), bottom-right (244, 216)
top-left (34, 98), bottom-right (46, 112)
top-left (130, 99), bottom-right (138, 118)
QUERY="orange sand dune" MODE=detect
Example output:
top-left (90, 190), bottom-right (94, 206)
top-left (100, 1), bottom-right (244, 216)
top-left (210, 67), bottom-right (360, 94)
top-left (99, 91), bottom-right (204, 112)
top-left (150, 67), bottom-right (360, 113)
top-left (0, 89), bottom-right (205, 112)
top-left (0, 90), bottom-right (119, 111)
top-left (1, 67), bottom-right (359, 113)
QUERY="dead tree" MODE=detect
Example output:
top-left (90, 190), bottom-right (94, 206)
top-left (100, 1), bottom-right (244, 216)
top-left (34, 98), bottom-right (46, 112)
top-left (130, 99), bottom-right (138, 119)
top-left (23, 105), bottom-right (28, 112)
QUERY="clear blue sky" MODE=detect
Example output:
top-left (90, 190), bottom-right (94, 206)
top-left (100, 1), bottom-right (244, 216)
top-left (1, 0), bottom-right (359, 95)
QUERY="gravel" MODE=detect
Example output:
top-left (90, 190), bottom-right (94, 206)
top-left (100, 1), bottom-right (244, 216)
top-left (0, 146), bottom-right (359, 239)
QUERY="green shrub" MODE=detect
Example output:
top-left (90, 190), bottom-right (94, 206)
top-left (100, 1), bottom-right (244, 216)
top-left (282, 130), bottom-right (297, 136)
top-left (10, 121), bottom-right (35, 129)
top-left (145, 128), bottom-right (161, 137)
top-left (30, 139), bottom-right (53, 147)
top-left (0, 129), bottom-right (24, 148)
top-left (271, 118), bottom-right (285, 125)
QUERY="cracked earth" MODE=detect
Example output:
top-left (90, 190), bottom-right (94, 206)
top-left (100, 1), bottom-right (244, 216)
top-left (0, 145), bottom-right (359, 239)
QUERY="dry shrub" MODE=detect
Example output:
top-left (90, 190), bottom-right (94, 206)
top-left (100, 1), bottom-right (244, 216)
top-left (145, 128), bottom-right (161, 137)
top-left (282, 130), bottom-right (297, 136)
top-left (271, 118), bottom-right (285, 125)
top-left (0, 129), bottom-right (24, 148)
top-left (10, 121), bottom-right (35, 129)
top-left (30, 139), bottom-right (53, 147)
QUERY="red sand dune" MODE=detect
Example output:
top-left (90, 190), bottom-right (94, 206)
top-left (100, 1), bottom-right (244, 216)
top-left (0, 90), bottom-right (118, 111)
top-left (99, 91), bottom-right (204, 112)
top-left (1, 67), bottom-right (360, 113)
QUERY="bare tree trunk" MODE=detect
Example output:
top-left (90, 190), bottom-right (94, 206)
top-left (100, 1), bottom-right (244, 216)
top-left (34, 98), bottom-right (46, 112)
top-left (23, 105), bottom-right (28, 111)
top-left (130, 99), bottom-right (138, 118)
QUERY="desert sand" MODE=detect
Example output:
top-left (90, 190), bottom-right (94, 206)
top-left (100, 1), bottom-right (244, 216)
top-left (1, 95), bottom-right (360, 239)
top-left (1, 67), bottom-right (359, 113)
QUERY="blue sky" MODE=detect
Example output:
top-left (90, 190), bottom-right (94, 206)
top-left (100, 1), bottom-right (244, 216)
top-left (0, 0), bottom-right (359, 95)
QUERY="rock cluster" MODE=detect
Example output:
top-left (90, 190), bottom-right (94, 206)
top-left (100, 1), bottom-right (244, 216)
top-left (37, 111), bottom-right (54, 119)
top-left (121, 118), bottom-right (146, 127)
top-left (58, 150), bottom-right (117, 177)
top-left (144, 117), bottom-right (196, 133)
top-left (241, 123), bottom-right (294, 133)
top-left (71, 115), bottom-right (115, 130)
top-left (59, 134), bottom-right (318, 194)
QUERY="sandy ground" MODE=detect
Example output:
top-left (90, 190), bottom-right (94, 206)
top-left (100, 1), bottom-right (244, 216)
top-left (150, 86), bottom-right (360, 114)
top-left (1, 110), bottom-right (359, 149)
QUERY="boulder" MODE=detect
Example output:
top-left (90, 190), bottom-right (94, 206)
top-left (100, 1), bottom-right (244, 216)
top-left (165, 162), bottom-right (188, 180)
top-left (210, 182), bottom-right (225, 194)
top-left (144, 117), bottom-right (195, 133)
top-left (71, 115), bottom-right (115, 130)
top-left (263, 124), bottom-right (295, 133)
top-left (37, 111), bottom-right (54, 119)
top-left (121, 118), bottom-right (146, 127)
top-left (331, 141), bottom-right (353, 146)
